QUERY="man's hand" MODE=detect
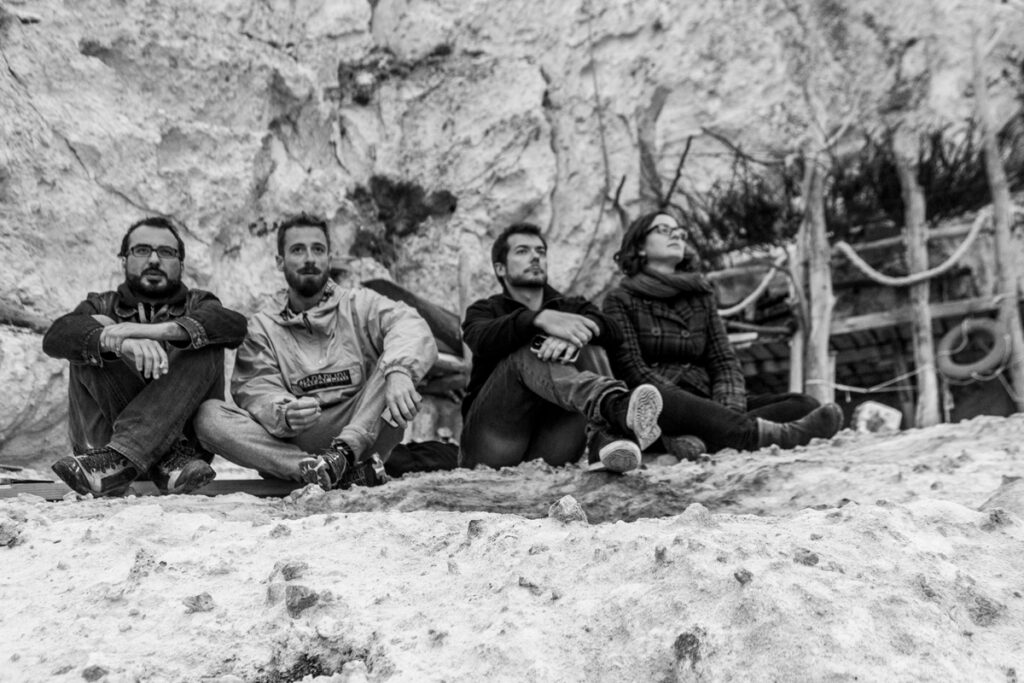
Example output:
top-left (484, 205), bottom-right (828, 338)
top-left (384, 372), bottom-right (422, 428)
top-left (284, 396), bottom-right (321, 433)
top-left (533, 310), bottom-right (599, 348)
top-left (100, 322), bottom-right (151, 354)
top-left (120, 339), bottom-right (170, 380)
top-left (534, 336), bottom-right (580, 364)
top-left (100, 321), bottom-right (186, 353)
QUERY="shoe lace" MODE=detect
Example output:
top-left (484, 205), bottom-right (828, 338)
top-left (81, 447), bottom-right (131, 471)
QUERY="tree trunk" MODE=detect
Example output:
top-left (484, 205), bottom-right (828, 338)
top-left (800, 153), bottom-right (834, 404)
top-left (894, 128), bottom-right (941, 427)
top-left (973, 31), bottom-right (1024, 412)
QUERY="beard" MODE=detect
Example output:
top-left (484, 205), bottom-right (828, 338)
top-left (285, 266), bottom-right (329, 298)
top-left (126, 267), bottom-right (180, 298)
top-left (505, 270), bottom-right (547, 289)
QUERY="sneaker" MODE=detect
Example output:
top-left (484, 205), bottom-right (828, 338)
top-left (604, 384), bottom-right (663, 450)
top-left (342, 452), bottom-right (389, 488)
top-left (587, 429), bottom-right (642, 473)
top-left (152, 441), bottom-right (216, 495)
top-left (299, 441), bottom-right (351, 490)
top-left (51, 447), bottom-right (139, 497)
top-left (626, 384), bottom-right (663, 450)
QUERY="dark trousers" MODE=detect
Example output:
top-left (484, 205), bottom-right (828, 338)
top-left (656, 385), bottom-right (819, 452)
top-left (67, 346), bottom-right (223, 472)
top-left (459, 346), bottom-right (625, 469)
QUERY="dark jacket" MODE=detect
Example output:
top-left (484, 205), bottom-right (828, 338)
top-left (43, 282), bottom-right (247, 366)
top-left (602, 285), bottom-right (746, 412)
top-left (461, 285), bottom-right (622, 416)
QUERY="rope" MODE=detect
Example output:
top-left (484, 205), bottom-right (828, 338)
top-left (832, 208), bottom-right (995, 287)
top-left (718, 254), bottom-right (787, 318)
top-left (806, 363), bottom-right (933, 395)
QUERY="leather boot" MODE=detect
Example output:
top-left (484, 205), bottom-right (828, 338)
top-left (756, 403), bottom-right (844, 449)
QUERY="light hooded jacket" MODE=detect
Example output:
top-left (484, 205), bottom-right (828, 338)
top-left (233, 283), bottom-right (438, 438)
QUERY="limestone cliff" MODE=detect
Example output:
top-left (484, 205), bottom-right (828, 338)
top-left (1, 0), bottom-right (1022, 460)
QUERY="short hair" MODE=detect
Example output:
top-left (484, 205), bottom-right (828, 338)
top-left (491, 222), bottom-right (546, 267)
top-left (613, 211), bottom-right (695, 277)
top-left (119, 216), bottom-right (186, 261)
top-left (276, 213), bottom-right (331, 256)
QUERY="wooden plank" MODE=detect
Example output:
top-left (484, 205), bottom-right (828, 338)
top-left (0, 479), bottom-right (301, 501)
top-left (830, 295), bottom-right (1002, 336)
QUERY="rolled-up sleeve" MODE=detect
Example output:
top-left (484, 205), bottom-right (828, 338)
top-left (42, 295), bottom-right (113, 366)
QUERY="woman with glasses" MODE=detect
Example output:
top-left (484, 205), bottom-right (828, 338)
top-left (601, 211), bottom-right (842, 459)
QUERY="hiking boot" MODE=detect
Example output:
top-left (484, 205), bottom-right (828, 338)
top-left (756, 403), bottom-right (844, 449)
top-left (586, 429), bottom-right (642, 473)
top-left (299, 441), bottom-right (390, 490)
top-left (664, 435), bottom-right (707, 462)
top-left (601, 384), bottom-right (663, 450)
top-left (51, 447), bottom-right (139, 497)
top-left (342, 452), bottom-right (389, 488)
top-left (152, 441), bottom-right (216, 495)
top-left (298, 441), bottom-right (352, 490)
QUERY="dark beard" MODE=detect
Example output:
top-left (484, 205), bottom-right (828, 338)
top-left (126, 271), bottom-right (180, 298)
top-left (505, 272), bottom-right (546, 289)
top-left (285, 268), bottom-right (329, 298)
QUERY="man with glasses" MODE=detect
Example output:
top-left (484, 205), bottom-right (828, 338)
top-left (194, 213), bottom-right (437, 490)
top-left (42, 216), bottom-right (248, 496)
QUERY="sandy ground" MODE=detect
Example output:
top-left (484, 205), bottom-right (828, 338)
top-left (2, 415), bottom-right (1023, 682)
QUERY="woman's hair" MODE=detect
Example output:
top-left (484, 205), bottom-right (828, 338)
top-left (613, 211), bottom-right (669, 276)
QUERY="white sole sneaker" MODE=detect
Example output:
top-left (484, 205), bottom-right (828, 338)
top-left (587, 438), bottom-right (641, 473)
top-left (626, 384), bottom-right (663, 451)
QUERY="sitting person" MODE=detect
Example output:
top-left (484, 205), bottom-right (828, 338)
top-left (43, 216), bottom-right (248, 496)
top-left (195, 213), bottom-right (437, 489)
top-left (603, 210), bottom-right (843, 456)
top-left (460, 222), bottom-right (664, 473)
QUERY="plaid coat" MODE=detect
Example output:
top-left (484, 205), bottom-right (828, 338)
top-left (602, 285), bottom-right (747, 412)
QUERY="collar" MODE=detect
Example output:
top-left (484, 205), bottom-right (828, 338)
top-left (281, 282), bottom-right (335, 320)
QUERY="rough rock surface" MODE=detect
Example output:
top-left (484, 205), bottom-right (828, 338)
top-left (3, 0), bottom-right (1024, 458)
top-left (2, 415), bottom-right (1023, 681)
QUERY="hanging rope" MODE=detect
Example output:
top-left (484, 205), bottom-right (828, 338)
top-left (832, 207), bottom-right (999, 287)
top-left (718, 254), bottom-right (788, 318)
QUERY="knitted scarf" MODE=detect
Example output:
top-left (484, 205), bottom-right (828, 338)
top-left (620, 269), bottom-right (714, 299)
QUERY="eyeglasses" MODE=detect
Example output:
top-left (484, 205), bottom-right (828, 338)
top-left (646, 224), bottom-right (686, 240)
top-left (127, 244), bottom-right (180, 259)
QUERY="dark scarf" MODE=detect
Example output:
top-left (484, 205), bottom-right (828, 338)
top-left (621, 269), bottom-right (714, 299)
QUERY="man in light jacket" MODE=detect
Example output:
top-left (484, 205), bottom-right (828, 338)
top-left (195, 213), bottom-right (437, 489)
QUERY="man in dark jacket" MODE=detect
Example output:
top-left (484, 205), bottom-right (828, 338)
top-left (460, 223), bottom-right (663, 472)
top-left (42, 216), bottom-right (247, 497)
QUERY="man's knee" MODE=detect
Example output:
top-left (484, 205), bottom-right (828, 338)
top-left (194, 399), bottom-right (238, 442)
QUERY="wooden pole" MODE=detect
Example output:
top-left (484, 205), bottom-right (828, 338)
top-left (973, 30), bottom-right (1024, 411)
top-left (801, 152), bottom-right (835, 403)
top-left (893, 128), bottom-right (941, 426)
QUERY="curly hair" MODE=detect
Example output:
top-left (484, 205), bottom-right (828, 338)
top-left (613, 212), bottom-right (664, 276)
top-left (613, 211), bottom-right (699, 276)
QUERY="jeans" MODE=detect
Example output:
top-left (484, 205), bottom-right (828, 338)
top-left (459, 346), bottom-right (626, 469)
top-left (194, 368), bottom-right (402, 481)
top-left (655, 387), bottom-right (819, 452)
top-left (67, 346), bottom-right (223, 471)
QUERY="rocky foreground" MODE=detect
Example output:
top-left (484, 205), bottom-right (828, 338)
top-left (2, 415), bottom-right (1023, 682)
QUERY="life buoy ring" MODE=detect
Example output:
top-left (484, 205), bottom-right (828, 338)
top-left (936, 317), bottom-right (1009, 380)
